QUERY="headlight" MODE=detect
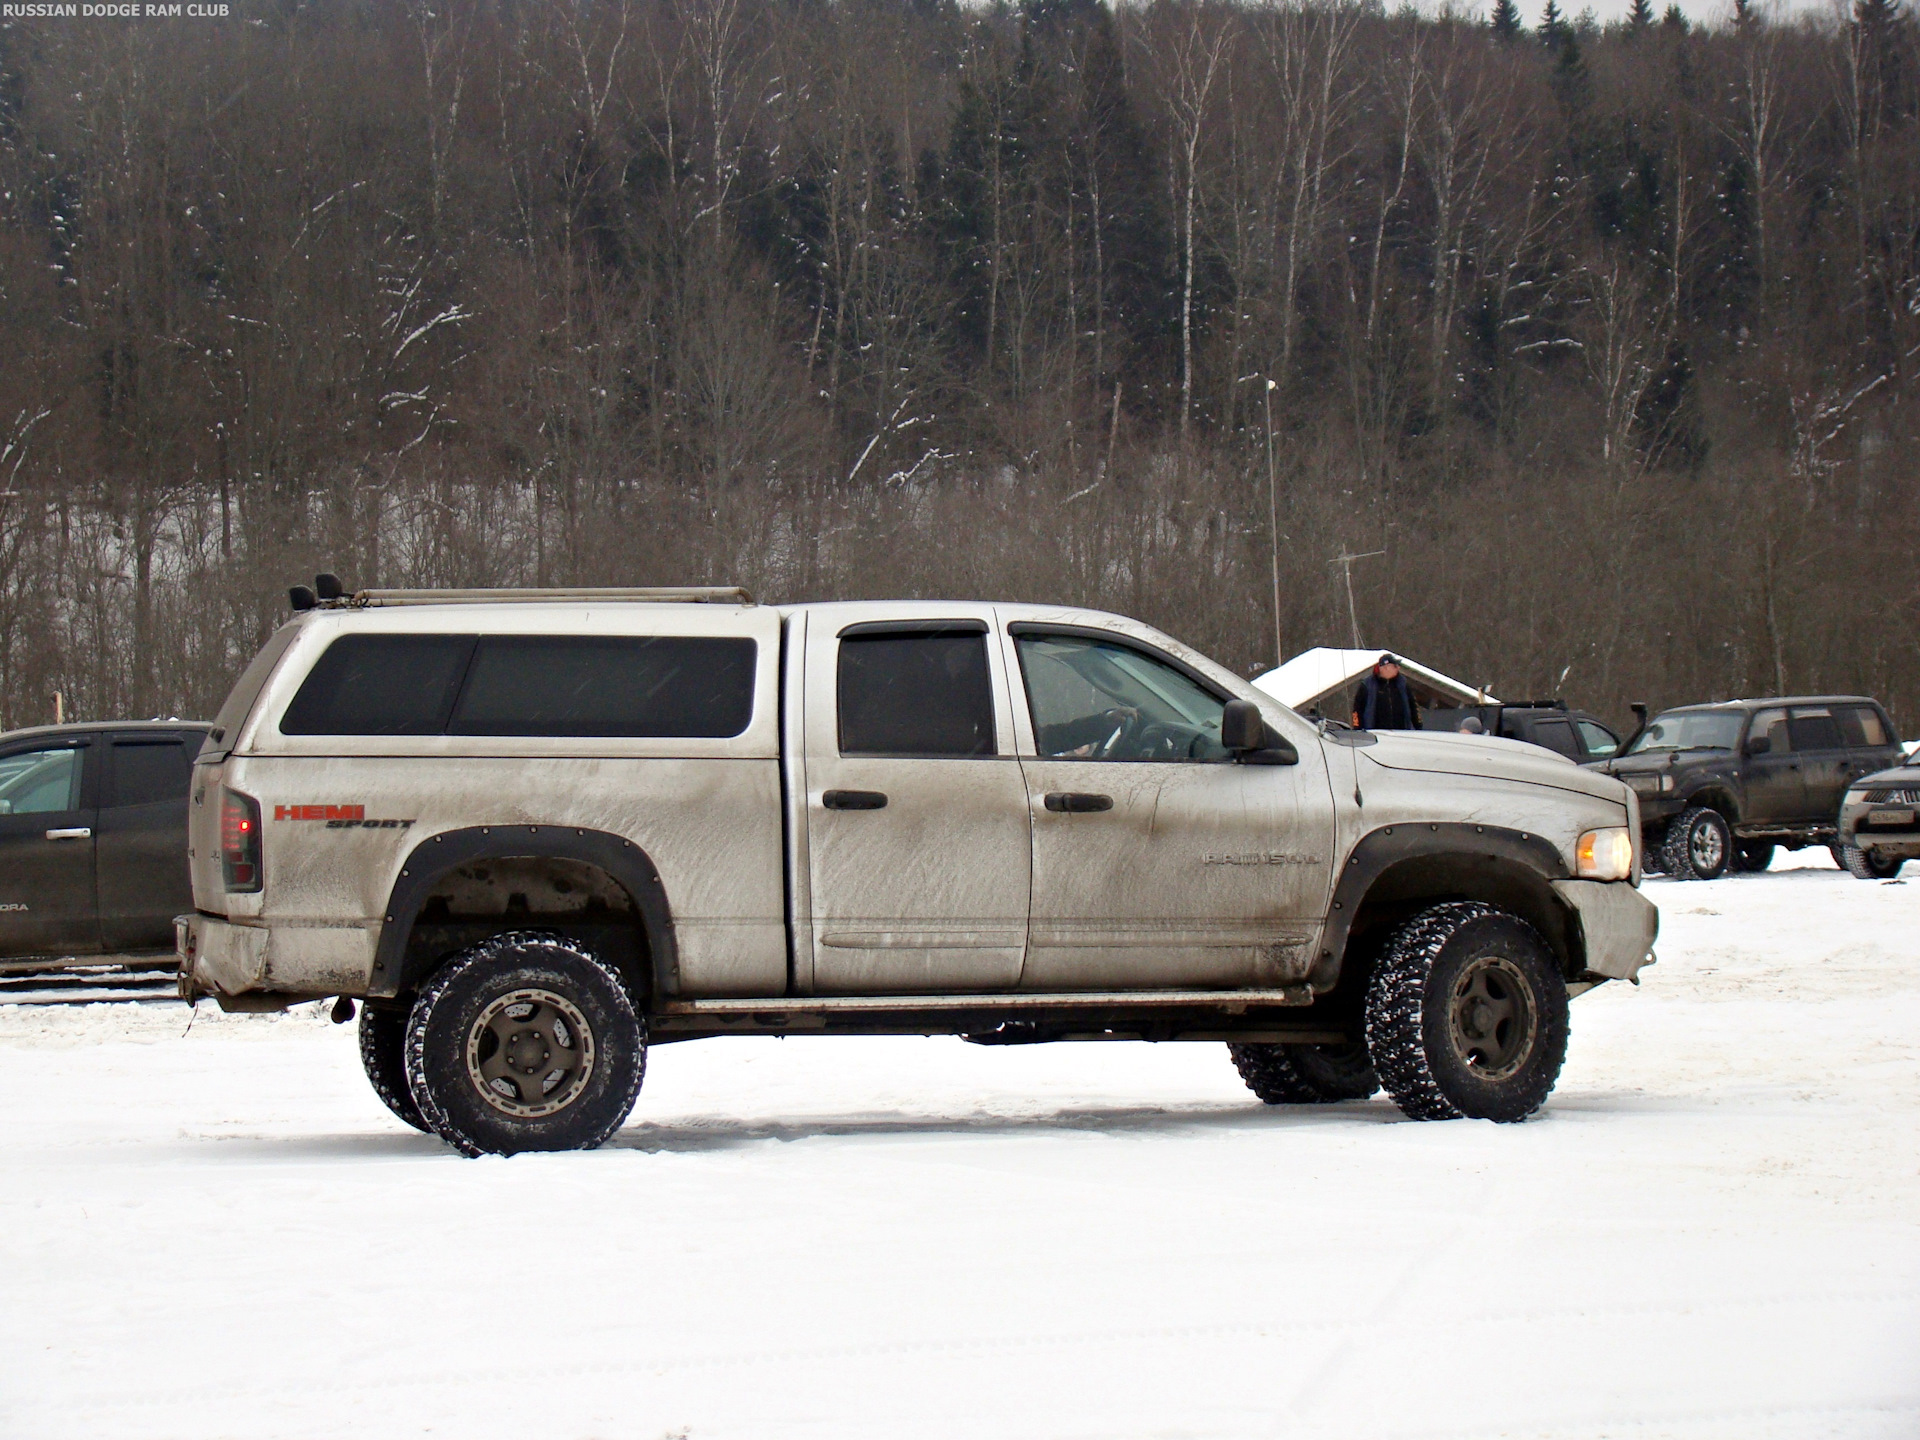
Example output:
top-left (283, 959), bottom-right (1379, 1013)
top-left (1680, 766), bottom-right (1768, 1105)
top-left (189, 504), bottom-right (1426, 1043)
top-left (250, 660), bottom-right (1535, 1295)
top-left (1576, 826), bottom-right (1635, 880)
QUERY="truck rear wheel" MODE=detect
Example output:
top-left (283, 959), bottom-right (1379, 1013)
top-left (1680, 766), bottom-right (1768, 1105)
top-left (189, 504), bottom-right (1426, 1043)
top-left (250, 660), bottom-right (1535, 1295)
top-left (1839, 844), bottom-right (1905, 880)
top-left (1228, 1042), bottom-right (1378, 1103)
top-left (358, 1004), bottom-right (429, 1132)
top-left (403, 931), bottom-right (645, 1157)
top-left (1365, 901), bottom-right (1569, 1123)
top-left (1732, 840), bottom-right (1776, 873)
top-left (1661, 806), bottom-right (1731, 880)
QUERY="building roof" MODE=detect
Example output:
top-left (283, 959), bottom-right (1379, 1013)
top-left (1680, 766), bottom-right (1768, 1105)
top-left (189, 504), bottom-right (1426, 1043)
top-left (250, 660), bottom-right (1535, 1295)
top-left (1252, 647), bottom-right (1495, 714)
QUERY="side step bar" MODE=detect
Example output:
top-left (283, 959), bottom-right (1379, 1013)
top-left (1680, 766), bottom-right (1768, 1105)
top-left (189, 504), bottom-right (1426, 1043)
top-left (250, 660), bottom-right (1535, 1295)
top-left (649, 987), bottom-right (1345, 1043)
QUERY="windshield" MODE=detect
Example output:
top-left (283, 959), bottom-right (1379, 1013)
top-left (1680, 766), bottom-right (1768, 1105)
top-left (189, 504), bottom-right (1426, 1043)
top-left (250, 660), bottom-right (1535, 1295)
top-left (1627, 710), bottom-right (1743, 754)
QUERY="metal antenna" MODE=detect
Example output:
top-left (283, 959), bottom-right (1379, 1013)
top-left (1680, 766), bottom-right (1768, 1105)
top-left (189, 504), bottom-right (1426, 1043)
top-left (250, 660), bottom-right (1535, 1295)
top-left (1329, 547), bottom-right (1385, 649)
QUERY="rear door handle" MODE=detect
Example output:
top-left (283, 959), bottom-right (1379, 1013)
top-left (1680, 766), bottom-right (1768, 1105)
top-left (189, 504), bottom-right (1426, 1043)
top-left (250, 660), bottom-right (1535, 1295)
top-left (1044, 792), bottom-right (1113, 813)
top-left (822, 790), bottom-right (888, 811)
top-left (45, 827), bottom-right (92, 841)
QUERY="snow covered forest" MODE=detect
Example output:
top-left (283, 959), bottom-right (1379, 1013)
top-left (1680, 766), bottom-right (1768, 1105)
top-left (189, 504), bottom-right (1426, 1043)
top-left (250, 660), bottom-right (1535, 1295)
top-left (0, 0), bottom-right (1915, 730)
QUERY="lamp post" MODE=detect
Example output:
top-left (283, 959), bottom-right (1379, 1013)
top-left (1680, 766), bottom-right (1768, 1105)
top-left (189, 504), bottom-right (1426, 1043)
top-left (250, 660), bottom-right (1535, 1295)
top-left (1262, 378), bottom-right (1282, 672)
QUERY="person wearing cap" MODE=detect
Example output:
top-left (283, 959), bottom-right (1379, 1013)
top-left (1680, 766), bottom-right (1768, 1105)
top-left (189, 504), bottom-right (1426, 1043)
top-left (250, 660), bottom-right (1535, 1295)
top-left (1351, 653), bottom-right (1422, 731)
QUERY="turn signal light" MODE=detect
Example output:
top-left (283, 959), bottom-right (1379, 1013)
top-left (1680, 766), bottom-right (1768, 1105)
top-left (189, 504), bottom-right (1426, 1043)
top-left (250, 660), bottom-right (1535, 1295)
top-left (1576, 826), bottom-right (1635, 881)
top-left (221, 787), bottom-right (263, 893)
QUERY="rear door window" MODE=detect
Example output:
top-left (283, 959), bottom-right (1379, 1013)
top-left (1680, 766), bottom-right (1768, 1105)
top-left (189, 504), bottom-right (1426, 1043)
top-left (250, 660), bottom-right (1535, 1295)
top-left (1528, 717), bottom-right (1581, 758)
top-left (449, 636), bottom-right (756, 738)
top-left (108, 738), bottom-right (194, 807)
top-left (1787, 706), bottom-right (1844, 751)
top-left (838, 629), bottom-right (996, 758)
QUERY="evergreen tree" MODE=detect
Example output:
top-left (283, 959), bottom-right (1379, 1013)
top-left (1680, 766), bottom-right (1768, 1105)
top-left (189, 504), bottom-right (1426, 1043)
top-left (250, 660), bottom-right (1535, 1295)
top-left (1540, 0), bottom-right (1566, 44)
top-left (1731, 0), bottom-right (1758, 29)
top-left (1490, 0), bottom-right (1524, 40)
top-left (1661, 4), bottom-right (1689, 32)
top-left (1627, 0), bottom-right (1655, 33)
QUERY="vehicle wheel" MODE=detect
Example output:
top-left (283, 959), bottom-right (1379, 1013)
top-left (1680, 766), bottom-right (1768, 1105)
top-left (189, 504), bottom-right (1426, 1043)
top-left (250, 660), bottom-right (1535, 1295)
top-left (1661, 806), bottom-right (1732, 881)
top-left (1639, 826), bottom-right (1668, 875)
top-left (1732, 840), bottom-right (1776, 874)
top-left (1228, 1041), bottom-right (1378, 1103)
top-left (1364, 901), bottom-right (1570, 1123)
top-left (359, 1003), bottom-right (429, 1132)
top-left (404, 931), bottom-right (645, 1157)
top-left (1839, 845), bottom-right (1905, 880)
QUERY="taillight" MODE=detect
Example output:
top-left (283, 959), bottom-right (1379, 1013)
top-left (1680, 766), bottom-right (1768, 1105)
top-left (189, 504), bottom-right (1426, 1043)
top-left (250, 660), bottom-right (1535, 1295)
top-left (221, 787), bottom-right (263, 892)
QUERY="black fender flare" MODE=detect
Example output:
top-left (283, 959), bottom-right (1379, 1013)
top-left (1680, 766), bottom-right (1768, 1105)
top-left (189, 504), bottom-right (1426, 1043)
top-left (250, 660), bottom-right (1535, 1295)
top-left (369, 826), bottom-right (678, 1001)
top-left (1313, 822), bottom-right (1571, 989)
top-left (1678, 785), bottom-right (1742, 824)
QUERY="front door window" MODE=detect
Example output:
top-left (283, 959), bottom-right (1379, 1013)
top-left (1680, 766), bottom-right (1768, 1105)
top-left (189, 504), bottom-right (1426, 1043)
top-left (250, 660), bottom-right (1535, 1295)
top-left (1015, 633), bottom-right (1228, 763)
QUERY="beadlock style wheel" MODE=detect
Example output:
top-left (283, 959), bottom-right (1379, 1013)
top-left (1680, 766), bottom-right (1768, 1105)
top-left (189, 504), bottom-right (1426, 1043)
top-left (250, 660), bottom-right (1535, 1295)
top-left (404, 931), bottom-right (645, 1157)
top-left (1446, 954), bottom-right (1538, 1083)
top-left (465, 988), bottom-right (597, 1119)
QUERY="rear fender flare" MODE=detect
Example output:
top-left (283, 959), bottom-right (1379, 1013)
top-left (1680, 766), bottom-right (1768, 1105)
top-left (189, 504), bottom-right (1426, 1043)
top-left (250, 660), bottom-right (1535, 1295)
top-left (370, 826), bottom-right (677, 1002)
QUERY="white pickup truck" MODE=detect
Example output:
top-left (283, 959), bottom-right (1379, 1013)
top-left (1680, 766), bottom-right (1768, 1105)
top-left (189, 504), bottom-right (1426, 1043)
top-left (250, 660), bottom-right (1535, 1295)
top-left (177, 584), bottom-right (1656, 1155)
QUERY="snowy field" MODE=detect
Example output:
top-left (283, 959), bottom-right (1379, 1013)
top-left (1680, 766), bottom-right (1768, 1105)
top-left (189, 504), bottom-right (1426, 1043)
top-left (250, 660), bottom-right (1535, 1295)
top-left (2, 851), bottom-right (1917, 1440)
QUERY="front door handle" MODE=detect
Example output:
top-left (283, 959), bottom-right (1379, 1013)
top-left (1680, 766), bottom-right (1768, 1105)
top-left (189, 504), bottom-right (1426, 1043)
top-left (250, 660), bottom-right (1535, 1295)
top-left (45, 827), bottom-right (92, 841)
top-left (1044, 792), bottom-right (1113, 813)
top-left (822, 789), bottom-right (888, 811)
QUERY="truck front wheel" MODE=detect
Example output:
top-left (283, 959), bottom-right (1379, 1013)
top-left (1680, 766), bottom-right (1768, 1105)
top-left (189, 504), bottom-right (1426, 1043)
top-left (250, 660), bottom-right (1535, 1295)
top-left (404, 931), bottom-right (646, 1157)
top-left (1365, 901), bottom-right (1569, 1123)
top-left (1228, 1041), bottom-right (1378, 1103)
top-left (1839, 844), bottom-right (1905, 880)
top-left (1661, 806), bottom-right (1731, 880)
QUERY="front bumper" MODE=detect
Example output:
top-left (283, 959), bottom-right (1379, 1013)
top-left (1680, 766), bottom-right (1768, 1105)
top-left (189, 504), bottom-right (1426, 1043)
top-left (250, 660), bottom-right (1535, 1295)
top-left (1551, 880), bottom-right (1658, 982)
top-left (1839, 800), bottom-right (1920, 854)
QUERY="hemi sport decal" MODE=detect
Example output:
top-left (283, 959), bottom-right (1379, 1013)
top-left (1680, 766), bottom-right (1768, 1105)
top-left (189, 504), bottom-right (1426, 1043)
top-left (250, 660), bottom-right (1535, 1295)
top-left (274, 805), bottom-right (414, 830)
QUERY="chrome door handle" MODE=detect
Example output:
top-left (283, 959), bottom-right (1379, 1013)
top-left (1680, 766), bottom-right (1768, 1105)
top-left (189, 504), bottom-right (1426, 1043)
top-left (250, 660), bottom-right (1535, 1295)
top-left (45, 827), bottom-right (91, 841)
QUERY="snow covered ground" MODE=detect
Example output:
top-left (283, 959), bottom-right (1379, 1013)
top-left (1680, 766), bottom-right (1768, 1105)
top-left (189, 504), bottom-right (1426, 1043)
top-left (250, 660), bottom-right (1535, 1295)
top-left (2, 850), bottom-right (1916, 1440)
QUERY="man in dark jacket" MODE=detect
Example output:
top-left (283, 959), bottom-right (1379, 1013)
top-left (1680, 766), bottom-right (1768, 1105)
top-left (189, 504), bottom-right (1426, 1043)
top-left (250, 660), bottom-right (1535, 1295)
top-left (1351, 654), bottom-right (1422, 731)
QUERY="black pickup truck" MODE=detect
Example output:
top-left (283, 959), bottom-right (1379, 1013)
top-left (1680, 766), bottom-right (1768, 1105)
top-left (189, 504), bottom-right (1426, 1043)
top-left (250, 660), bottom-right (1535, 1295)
top-left (1424, 701), bottom-right (1624, 763)
top-left (1586, 697), bottom-right (1901, 880)
top-left (0, 721), bottom-right (208, 960)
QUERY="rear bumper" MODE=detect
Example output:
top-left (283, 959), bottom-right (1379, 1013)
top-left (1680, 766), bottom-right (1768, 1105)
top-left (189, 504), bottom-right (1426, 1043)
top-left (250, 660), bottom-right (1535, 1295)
top-left (175, 912), bottom-right (270, 1000)
top-left (1551, 880), bottom-right (1658, 982)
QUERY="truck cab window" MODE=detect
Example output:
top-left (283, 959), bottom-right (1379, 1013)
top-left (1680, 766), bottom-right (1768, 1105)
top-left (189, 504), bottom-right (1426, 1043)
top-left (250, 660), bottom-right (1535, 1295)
top-left (109, 740), bottom-right (193, 808)
top-left (1788, 707), bottom-right (1843, 752)
top-left (0, 746), bottom-right (82, 815)
top-left (1015, 633), bottom-right (1229, 762)
top-left (837, 631), bottom-right (996, 757)
top-left (1576, 720), bottom-right (1619, 758)
top-left (1529, 717), bottom-right (1580, 758)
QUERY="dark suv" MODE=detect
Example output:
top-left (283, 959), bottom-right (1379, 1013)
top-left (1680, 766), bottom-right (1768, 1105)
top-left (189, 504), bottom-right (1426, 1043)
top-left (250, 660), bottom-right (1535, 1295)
top-left (0, 721), bottom-right (208, 960)
top-left (1587, 697), bottom-right (1902, 880)
top-left (1424, 701), bottom-right (1622, 762)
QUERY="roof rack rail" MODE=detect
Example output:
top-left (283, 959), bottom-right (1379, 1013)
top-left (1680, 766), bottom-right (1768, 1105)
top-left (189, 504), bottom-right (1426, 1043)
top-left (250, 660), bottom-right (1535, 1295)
top-left (338, 586), bottom-right (754, 608)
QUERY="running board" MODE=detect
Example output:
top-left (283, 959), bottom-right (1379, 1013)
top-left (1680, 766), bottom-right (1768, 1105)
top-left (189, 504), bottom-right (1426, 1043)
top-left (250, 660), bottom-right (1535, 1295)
top-left (648, 987), bottom-right (1335, 1042)
top-left (657, 987), bottom-right (1314, 1015)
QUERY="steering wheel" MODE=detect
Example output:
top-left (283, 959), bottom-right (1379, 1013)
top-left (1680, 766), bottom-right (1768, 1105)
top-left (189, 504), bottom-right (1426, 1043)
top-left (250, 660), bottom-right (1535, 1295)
top-left (1093, 708), bottom-right (1141, 759)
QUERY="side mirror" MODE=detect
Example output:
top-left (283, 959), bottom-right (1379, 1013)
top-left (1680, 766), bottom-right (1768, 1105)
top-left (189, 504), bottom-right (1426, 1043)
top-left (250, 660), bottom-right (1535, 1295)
top-left (1221, 699), bottom-right (1265, 752)
top-left (1746, 735), bottom-right (1770, 756)
top-left (1222, 699), bottom-right (1300, 766)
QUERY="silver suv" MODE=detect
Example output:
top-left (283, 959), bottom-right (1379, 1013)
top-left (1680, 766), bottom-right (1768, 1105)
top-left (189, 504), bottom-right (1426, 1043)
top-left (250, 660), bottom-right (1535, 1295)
top-left (178, 585), bottom-right (1656, 1155)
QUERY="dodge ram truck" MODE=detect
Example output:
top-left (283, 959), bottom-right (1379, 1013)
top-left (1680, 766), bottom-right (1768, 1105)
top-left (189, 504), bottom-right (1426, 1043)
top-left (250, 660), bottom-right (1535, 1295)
top-left (177, 584), bottom-right (1657, 1155)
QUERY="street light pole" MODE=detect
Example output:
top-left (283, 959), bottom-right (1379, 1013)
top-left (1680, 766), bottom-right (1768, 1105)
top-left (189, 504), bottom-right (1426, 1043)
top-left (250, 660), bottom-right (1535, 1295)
top-left (1329, 547), bottom-right (1385, 650)
top-left (1263, 378), bottom-right (1282, 671)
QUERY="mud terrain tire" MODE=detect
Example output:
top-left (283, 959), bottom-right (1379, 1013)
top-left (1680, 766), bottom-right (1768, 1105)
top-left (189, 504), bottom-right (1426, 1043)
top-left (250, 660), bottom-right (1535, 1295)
top-left (1365, 901), bottom-right (1569, 1123)
top-left (358, 1003), bottom-right (429, 1132)
top-left (1662, 806), bottom-right (1732, 881)
top-left (1228, 1042), bottom-right (1378, 1103)
top-left (1840, 844), bottom-right (1905, 880)
top-left (1732, 840), bottom-right (1776, 873)
top-left (404, 931), bottom-right (645, 1157)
